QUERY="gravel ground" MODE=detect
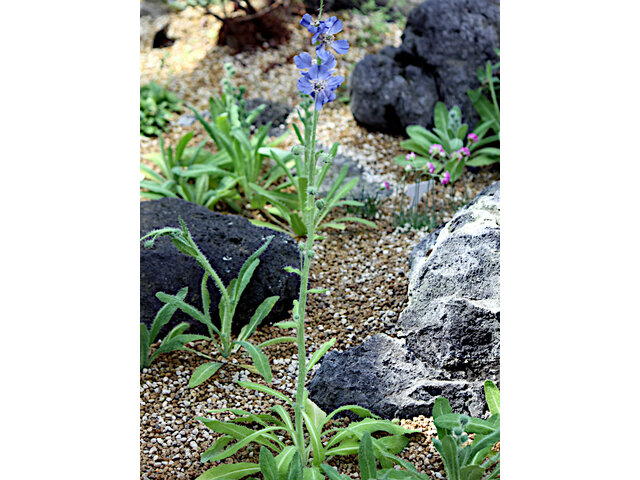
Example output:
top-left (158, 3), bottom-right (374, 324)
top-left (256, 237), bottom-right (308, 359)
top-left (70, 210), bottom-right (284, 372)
top-left (140, 6), bottom-right (500, 480)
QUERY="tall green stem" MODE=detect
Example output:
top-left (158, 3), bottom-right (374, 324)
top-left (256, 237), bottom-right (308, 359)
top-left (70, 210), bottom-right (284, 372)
top-left (293, 109), bottom-right (320, 467)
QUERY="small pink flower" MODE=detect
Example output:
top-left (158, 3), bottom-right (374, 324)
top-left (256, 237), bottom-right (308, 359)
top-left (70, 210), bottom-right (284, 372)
top-left (467, 133), bottom-right (478, 143)
top-left (405, 165), bottom-right (412, 172)
top-left (405, 152), bottom-right (416, 161)
top-left (429, 144), bottom-right (444, 156)
top-left (427, 162), bottom-right (435, 174)
top-left (441, 171), bottom-right (450, 185)
top-left (457, 147), bottom-right (470, 157)
top-left (382, 181), bottom-right (390, 190)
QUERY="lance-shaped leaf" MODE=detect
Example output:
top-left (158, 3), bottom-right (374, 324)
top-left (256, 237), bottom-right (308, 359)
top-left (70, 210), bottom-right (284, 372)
top-left (306, 338), bottom-right (336, 371)
top-left (189, 362), bottom-right (224, 388)
top-left (195, 462), bottom-right (260, 480)
top-left (234, 340), bottom-right (272, 383)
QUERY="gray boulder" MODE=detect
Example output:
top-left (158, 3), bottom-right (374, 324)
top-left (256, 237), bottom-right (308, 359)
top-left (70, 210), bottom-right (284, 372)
top-left (140, 198), bottom-right (300, 339)
top-left (308, 181), bottom-right (500, 418)
top-left (349, 0), bottom-right (500, 133)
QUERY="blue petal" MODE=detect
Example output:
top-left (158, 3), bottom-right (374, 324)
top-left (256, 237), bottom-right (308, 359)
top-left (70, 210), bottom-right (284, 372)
top-left (307, 64), bottom-right (321, 79)
top-left (311, 31), bottom-right (321, 44)
top-left (317, 48), bottom-right (335, 65)
top-left (326, 75), bottom-right (344, 90)
top-left (297, 76), bottom-right (313, 95)
top-left (326, 17), bottom-right (343, 35)
top-left (318, 51), bottom-right (336, 71)
top-left (315, 90), bottom-right (327, 111)
top-left (300, 14), bottom-right (312, 28)
top-left (294, 52), bottom-right (313, 70)
top-left (332, 39), bottom-right (349, 55)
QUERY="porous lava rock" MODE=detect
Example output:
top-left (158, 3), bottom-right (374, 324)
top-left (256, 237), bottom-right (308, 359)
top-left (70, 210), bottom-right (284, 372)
top-left (308, 181), bottom-right (500, 418)
top-left (245, 98), bottom-right (292, 137)
top-left (140, 198), bottom-right (300, 338)
top-left (349, 0), bottom-right (500, 133)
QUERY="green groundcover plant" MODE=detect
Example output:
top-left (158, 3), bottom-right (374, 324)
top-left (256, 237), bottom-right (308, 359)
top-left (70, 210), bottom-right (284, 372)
top-left (140, 219), bottom-right (292, 387)
top-left (140, 131), bottom-right (238, 209)
top-left (140, 81), bottom-right (182, 137)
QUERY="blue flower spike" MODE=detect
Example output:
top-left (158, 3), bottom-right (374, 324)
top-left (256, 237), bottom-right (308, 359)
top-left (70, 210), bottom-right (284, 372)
top-left (295, 13), bottom-right (347, 111)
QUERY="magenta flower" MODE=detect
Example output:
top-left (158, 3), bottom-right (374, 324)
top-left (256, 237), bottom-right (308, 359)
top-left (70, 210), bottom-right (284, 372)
top-left (441, 171), bottom-right (450, 185)
top-left (405, 152), bottom-right (416, 161)
top-left (427, 162), bottom-right (435, 174)
top-left (457, 147), bottom-right (470, 157)
top-left (429, 144), bottom-right (445, 157)
top-left (382, 181), bottom-right (390, 190)
top-left (467, 132), bottom-right (478, 143)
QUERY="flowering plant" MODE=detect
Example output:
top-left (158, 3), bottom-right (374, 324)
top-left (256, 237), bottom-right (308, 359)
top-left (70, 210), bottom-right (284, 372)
top-left (192, 7), bottom-right (415, 479)
top-left (395, 101), bottom-right (499, 186)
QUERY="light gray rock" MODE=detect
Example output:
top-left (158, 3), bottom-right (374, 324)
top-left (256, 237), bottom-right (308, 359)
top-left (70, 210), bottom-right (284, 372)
top-left (308, 181), bottom-right (500, 418)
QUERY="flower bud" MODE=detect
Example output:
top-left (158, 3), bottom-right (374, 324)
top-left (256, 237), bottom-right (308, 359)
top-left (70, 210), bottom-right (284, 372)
top-left (316, 199), bottom-right (326, 210)
top-left (319, 152), bottom-right (332, 164)
top-left (380, 181), bottom-right (390, 191)
top-left (298, 241), bottom-right (306, 251)
top-left (457, 147), bottom-right (470, 157)
top-left (427, 162), bottom-right (435, 174)
top-left (405, 165), bottom-right (412, 172)
top-left (292, 145), bottom-right (306, 156)
top-left (441, 171), bottom-right (450, 185)
top-left (453, 427), bottom-right (463, 436)
top-left (308, 186), bottom-right (317, 196)
top-left (467, 132), bottom-right (478, 143)
top-left (429, 144), bottom-right (444, 156)
top-left (405, 152), bottom-right (416, 161)
top-left (307, 250), bottom-right (315, 259)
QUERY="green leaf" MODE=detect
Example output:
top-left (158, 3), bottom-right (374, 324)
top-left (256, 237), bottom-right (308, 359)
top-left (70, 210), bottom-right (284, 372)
top-left (484, 380), bottom-right (500, 416)
top-left (359, 432), bottom-right (377, 480)
top-left (283, 266), bottom-right (301, 276)
top-left (237, 295), bottom-right (280, 343)
top-left (164, 321), bottom-right (190, 341)
top-left (460, 465), bottom-right (484, 480)
top-left (285, 452), bottom-right (302, 480)
top-left (234, 340), bottom-right (272, 383)
top-left (465, 155), bottom-right (499, 167)
top-left (303, 410), bottom-right (325, 466)
top-left (274, 446), bottom-right (297, 479)
top-left (189, 362), bottom-right (224, 388)
top-left (273, 320), bottom-right (297, 329)
top-left (259, 447), bottom-right (279, 480)
top-left (326, 404), bottom-right (375, 422)
top-left (140, 324), bottom-right (150, 369)
top-left (306, 338), bottom-right (337, 371)
top-left (156, 291), bottom-right (208, 326)
top-left (237, 381), bottom-right (294, 406)
top-left (204, 426), bottom-right (282, 463)
top-left (257, 336), bottom-right (296, 348)
top-left (434, 435), bottom-right (459, 480)
top-left (303, 467), bottom-right (324, 480)
top-left (249, 219), bottom-right (291, 234)
top-left (201, 435), bottom-right (234, 463)
top-left (195, 462), bottom-right (260, 480)
top-left (434, 414), bottom-right (496, 435)
top-left (197, 418), bottom-right (281, 450)
top-left (433, 102), bottom-right (449, 136)
top-left (433, 397), bottom-right (453, 419)
top-left (270, 405), bottom-right (294, 434)
top-left (375, 434), bottom-right (410, 455)
top-left (320, 464), bottom-right (350, 480)
top-left (308, 288), bottom-right (328, 294)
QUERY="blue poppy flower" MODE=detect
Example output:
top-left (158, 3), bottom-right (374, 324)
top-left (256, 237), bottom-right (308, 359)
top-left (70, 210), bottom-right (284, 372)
top-left (297, 61), bottom-right (344, 111)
